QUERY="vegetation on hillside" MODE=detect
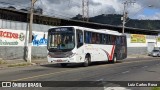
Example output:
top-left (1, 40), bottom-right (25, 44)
top-left (72, 14), bottom-right (160, 30)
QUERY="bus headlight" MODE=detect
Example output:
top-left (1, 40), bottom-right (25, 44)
top-left (48, 54), bottom-right (51, 58)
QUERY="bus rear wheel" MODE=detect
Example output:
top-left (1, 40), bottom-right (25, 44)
top-left (112, 55), bottom-right (117, 63)
top-left (83, 56), bottom-right (90, 67)
top-left (109, 54), bottom-right (117, 63)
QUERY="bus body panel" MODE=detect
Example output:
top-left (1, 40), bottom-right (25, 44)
top-left (47, 26), bottom-right (127, 64)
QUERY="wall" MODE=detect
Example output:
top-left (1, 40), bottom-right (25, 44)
top-left (126, 33), bottom-right (160, 55)
top-left (0, 19), bottom-right (49, 60)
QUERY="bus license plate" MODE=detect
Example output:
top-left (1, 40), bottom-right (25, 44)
top-left (56, 59), bottom-right (63, 62)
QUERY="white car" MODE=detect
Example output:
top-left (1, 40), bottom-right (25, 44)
top-left (150, 50), bottom-right (160, 57)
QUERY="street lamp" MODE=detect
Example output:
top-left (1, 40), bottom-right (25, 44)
top-left (121, 3), bottom-right (153, 34)
top-left (125, 5), bottom-right (154, 24)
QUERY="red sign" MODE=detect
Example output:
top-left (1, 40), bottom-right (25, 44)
top-left (0, 31), bottom-right (18, 39)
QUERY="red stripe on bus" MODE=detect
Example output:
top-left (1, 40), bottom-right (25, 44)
top-left (101, 45), bottom-right (115, 61)
top-left (109, 45), bottom-right (115, 61)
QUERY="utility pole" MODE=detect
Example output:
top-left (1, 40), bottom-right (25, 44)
top-left (27, 0), bottom-right (37, 63)
top-left (122, 0), bottom-right (135, 34)
top-left (82, 0), bottom-right (89, 22)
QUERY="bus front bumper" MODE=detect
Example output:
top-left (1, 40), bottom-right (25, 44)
top-left (47, 57), bottom-right (80, 63)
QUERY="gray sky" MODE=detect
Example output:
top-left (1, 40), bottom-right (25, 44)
top-left (0, 0), bottom-right (160, 20)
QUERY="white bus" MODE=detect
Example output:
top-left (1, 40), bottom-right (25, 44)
top-left (47, 26), bottom-right (127, 67)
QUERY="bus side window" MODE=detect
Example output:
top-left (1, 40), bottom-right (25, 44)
top-left (106, 35), bottom-right (108, 44)
top-left (100, 34), bottom-right (106, 44)
top-left (77, 30), bottom-right (83, 48)
top-left (92, 33), bottom-right (96, 44)
top-left (100, 34), bottom-right (102, 44)
top-left (116, 36), bottom-right (121, 45)
top-left (85, 31), bottom-right (91, 44)
top-left (122, 36), bottom-right (126, 45)
top-left (108, 35), bottom-right (111, 44)
top-left (112, 36), bottom-right (116, 44)
top-left (96, 33), bottom-right (100, 44)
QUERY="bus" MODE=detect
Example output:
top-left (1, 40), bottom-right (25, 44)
top-left (47, 26), bottom-right (127, 67)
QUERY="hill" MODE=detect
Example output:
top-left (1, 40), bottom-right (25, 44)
top-left (72, 14), bottom-right (160, 30)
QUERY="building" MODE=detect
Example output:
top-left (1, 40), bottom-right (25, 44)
top-left (0, 8), bottom-right (159, 60)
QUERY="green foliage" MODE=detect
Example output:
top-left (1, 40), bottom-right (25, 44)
top-left (8, 63), bottom-right (31, 67)
top-left (72, 14), bottom-right (160, 30)
top-left (152, 87), bottom-right (160, 90)
top-left (0, 60), bottom-right (7, 64)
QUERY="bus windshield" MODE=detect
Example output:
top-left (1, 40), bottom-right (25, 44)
top-left (48, 27), bottom-right (75, 52)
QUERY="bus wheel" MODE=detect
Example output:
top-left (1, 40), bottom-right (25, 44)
top-left (60, 63), bottom-right (67, 67)
top-left (83, 56), bottom-right (90, 67)
top-left (112, 55), bottom-right (117, 63)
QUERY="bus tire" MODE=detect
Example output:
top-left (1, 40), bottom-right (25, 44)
top-left (60, 63), bottom-right (67, 67)
top-left (112, 54), bottom-right (117, 63)
top-left (83, 56), bottom-right (90, 67)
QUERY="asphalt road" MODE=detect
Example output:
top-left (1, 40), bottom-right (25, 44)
top-left (0, 57), bottom-right (160, 90)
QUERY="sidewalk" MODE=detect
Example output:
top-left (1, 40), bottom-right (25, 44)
top-left (0, 58), bottom-right (48, 69)
top-left (125, 54), bottom-right (160, 61)
top-left (127, 54), bottom-right (150, 58)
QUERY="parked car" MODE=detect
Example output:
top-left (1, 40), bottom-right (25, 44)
top-left (150, 50), bottom-right (160, 57)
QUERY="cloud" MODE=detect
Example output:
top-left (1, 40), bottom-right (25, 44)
top-left (0, 0), bottom-right (30, 9)
top-left (0, 0), bottom-right (160, 19)
top-left (137, 12), bottom-right (160, 20)
top-left (137, 0), bottom-right (160, 8)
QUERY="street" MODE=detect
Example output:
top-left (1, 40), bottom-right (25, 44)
top-left (0, 58), bottom-right (160, 90)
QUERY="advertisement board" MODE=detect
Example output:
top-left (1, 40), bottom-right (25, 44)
top-left (0, 29), bottom-right (25, 46)
top-left (131, 34), bottom-right (146, 43)
top-left (0, 29), bottom-right (48, 46)
top-left (32, 31), bottom-right (48, 46)
top-left (156, 37), bottom-right (160, 42)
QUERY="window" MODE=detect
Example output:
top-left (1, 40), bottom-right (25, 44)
top-left (116, 36), bottom-right (121, 45)
top-left (96, 33), bottom-right (100, 44)
top-left (100, 34), bottom-right (106, 44)
top-left (48, 27), bottom-right (75, 51)
top-left (85, 31), bottom-right (92, 44)
top-left (108, 35), bottom-right (112, 44)
top-left (92, 33), bottom-right (96, 44)
top-left (76, 29), bottom-right (83, 48)
top-left (121, 36), bottom-right (126, 45)
top-left (112, 35), bottom-right (116, 44)
top-left (106, 35), bottom-right (109, 44)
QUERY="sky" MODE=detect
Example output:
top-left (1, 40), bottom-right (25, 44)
top-left (0, 0), bottom-right (160, 20)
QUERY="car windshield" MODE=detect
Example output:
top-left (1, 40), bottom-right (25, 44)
top-left (48, 27), bottom-right (75, 52)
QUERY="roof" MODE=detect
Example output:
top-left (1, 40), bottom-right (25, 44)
top-left (50, 26), bottom-right (123, 36)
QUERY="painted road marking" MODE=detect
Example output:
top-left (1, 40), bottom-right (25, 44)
top-left (122, 71), bottom-right (130, 74)
top-left (12, 59), bottom-right (160, 81)
top-left (142, 66), bottom-right (148, 68)
top-left (104, 87), bottom-right (131, 90)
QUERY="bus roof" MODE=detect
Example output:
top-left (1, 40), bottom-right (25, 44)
top-left (50, 26), bottom-right (123, 36)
